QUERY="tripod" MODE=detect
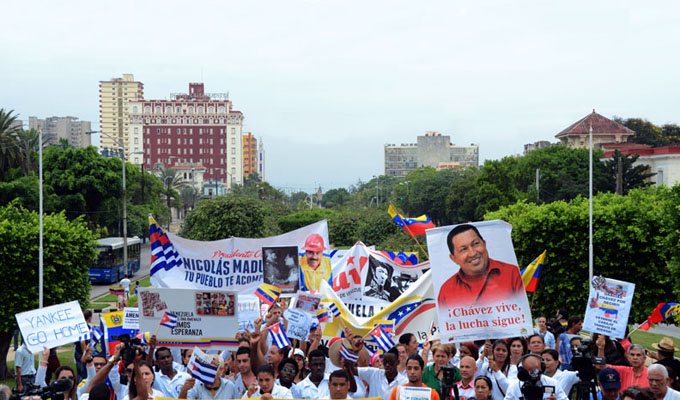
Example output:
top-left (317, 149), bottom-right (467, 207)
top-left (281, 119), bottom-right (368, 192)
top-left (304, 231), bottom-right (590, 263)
top-left (574, 379), bottom-right (599, 400)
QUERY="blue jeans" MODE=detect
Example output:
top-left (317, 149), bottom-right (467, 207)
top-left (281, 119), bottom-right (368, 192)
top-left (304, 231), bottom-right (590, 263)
top-left (20, 375), bottom-right (35, 389)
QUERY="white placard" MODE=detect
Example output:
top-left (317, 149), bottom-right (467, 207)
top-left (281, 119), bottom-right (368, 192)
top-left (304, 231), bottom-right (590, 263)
top-left (122, 307), bottom-right (139, 330)
top-left (400, 386), bottom-right (433, 400)
top-left (283, 308), bottom-right (312, 341)
top-left (238, 294), bottom-right (260, 332)
top-left (583, 276), bottom-right (635, 339)
top-left (16, 301), bottom-right (88, 353)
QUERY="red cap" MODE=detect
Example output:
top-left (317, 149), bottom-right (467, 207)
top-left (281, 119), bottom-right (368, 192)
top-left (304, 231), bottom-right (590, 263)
top-left (302, 233), bottom-right (327, 252)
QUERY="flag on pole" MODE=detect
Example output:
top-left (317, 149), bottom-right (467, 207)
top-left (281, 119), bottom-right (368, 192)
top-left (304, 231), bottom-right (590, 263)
top-left (520, 250), bottom-right (547, 293)
top-left (328, 303), bottom-right (341, 318)
top-left (639, 302), bottom-right (680, 331)
top-left (191, 357), bottom-right (218, 385)
top-left (317, 308), bottom-right (330, 323)
top-left (369, 325), bottom-right (396, 353)
top-left (339, 342), bottom-right (359, 362)
top-left (160, 312), bottom-right (178, 329)
top-left (254, 284), bottom-right (282, 307)
top-left (109, 287), bottom-right (125, 296)
top-left (387, 203), bottom-right (434, 236)
top-left (268, 322), bottom-right (291, 349)
top-left (149, 216), bottom-right (184, 276)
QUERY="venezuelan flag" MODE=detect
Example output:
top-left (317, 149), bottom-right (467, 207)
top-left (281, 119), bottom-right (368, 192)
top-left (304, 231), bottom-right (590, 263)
top-left (520, 250), bottom-right (547, 293)
top-left (387, 203), bottom-right (406, 229)
top-left (388, 203), bottom-right (435, 236)
top-left (254, 283), bottom-right (282, 306)
top-left (109, 287), bottom-right (125, 296)
top-left (645, 302), bottom-right (679, 327)
top-left (316, 308), bottom-right (330, 323)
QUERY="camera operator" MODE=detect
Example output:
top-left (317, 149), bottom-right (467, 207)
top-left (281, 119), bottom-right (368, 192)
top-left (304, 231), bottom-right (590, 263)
top-left (595, 336), bottom-right (648, 391)
top-left (422, 345), bottom-right (461, 395)
top-left (82, 346), bottom-right (147, 400)
top-left (34, 347), bottom-right (77, 400)
top-left (558, 317), bottom-right (583, 371)
top-left (504, 353), bottom-right (568, 400)
top-left (76, 346), bottom-right (124, 400)
top-left (541, 349), bottom-right (579, 396)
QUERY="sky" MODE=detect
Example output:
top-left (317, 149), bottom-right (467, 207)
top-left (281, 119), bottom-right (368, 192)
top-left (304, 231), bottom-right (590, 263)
top-left (2, 1), bottom-right (679, 193)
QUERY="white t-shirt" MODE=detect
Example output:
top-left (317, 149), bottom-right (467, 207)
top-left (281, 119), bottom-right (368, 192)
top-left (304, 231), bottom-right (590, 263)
top-left (504, 375), bottom-right (568, 400)
top-left (120, 278), bottom-right (131, 292)
top-left (664, 388), bottom-right (680, 400)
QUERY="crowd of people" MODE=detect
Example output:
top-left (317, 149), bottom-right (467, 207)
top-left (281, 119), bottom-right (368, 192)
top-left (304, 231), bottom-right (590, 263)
top-left (6, 305), bottom-right (680, 400)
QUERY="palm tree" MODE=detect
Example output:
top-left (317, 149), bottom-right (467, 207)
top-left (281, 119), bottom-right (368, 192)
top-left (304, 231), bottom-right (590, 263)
top-left (0, 108), bottom-right (22, 178)
top-left (155, 167), bottom-right (185, 223)
top-left (181, 185), bottom-right (199, 217)
top-left (15, 128), bottom-right (40, 175)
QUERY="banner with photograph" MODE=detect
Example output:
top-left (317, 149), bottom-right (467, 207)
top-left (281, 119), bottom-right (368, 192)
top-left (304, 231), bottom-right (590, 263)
top-left (583, 276), bottom-right (635, 339)
top-left (425, 220), bottom-right (533, 343)
top-left (149, 218), bottom-right (330, 293)
top-left (138, 288), bottom-right (239, 348)
top-left (319, 269), bottom-right (439, 354)
top-left (263, 246), bottom-right (300, 294)
top-left (331, 242), bottom-right (430, 318)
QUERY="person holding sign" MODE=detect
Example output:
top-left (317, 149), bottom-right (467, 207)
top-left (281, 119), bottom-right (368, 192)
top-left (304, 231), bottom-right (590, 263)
top-left (437, 225), bottom-right (523, 309)
top-left (388, 354), bottom-right (440, 400)
top-left (149, 340), bottom-right (191, 398)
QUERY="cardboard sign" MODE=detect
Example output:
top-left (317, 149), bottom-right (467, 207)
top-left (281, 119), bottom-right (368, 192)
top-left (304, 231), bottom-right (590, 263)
top-left (283, 308), bottom-right (312, 341)
top-left (237, 294), bottom-right (260, 332)
top-left (16, 301), bottom-right (88, 353)
top-left (583, 276), bottom-right (635, 339)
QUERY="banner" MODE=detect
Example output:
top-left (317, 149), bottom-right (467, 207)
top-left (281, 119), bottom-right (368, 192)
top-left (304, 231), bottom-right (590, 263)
top-left (15, 301), bottom-right (88, 353)
top-left (138, 288), bottom-right (239, 348)
top-left (331, 242), bottom-right (430, 318)
top-left (426, 220), bottom-right (533, 342)
top-left (583, 276), bottom-right (635, 339)
top-left (319, 269), bottom-right (439, 353)
top-left (150, 218), bottom-right (330, 293)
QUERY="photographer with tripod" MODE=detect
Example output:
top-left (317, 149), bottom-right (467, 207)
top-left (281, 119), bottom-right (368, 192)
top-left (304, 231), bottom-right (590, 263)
top-left (504, 353), bottom-right (568, 400)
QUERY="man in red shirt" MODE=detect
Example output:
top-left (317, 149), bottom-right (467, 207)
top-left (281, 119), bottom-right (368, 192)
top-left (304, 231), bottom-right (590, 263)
top-left (438, 224), bottom-right (524, 309)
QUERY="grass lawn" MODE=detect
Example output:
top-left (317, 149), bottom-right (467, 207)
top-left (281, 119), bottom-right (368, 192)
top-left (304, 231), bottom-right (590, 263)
top-left (631, 330), bottom-right (680, 357)
top-left (1, 346), bottom-right (77, 389)
top-left (92, 276), bottom-right (151, 303)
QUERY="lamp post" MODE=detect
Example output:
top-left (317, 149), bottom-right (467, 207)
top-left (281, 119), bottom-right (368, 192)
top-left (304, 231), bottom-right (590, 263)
top-left (164, 175), bottom-right (173, 225)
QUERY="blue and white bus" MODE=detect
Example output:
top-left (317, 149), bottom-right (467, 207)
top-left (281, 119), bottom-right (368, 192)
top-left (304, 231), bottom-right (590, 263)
top-left (89, 237), bottom-right (142, 284)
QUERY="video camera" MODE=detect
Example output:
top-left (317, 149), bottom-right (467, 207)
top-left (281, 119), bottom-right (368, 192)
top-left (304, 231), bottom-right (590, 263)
top-left (518, 367), bottom-right (550, 400)
top-left (115, 333), bottom-right (143, 385)
top-left (571, 338), bottom-right (605, 383)
top-left (10, 379), bottom-right (73, 400)
top-left (546, 317), bottom-right (565, 336)
top-left (439, 364), bottom-right (459, 400)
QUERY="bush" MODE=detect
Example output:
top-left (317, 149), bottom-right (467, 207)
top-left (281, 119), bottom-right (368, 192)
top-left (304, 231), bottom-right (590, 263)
top-left (277, 209), bottom-right (336, 233)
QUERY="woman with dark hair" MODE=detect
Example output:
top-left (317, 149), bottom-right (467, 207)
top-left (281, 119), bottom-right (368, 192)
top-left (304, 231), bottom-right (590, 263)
top-left (621, 386), bottom-right (655, 400)
top-left (36, 348), bottom-right (77, 400)
top-left (472, 376), bottom-right (494, 400)
top-left (477, 340), bottom-right (517, 400)
top-left (124, 361), bottom-right (163, 400)
top-left (507, 337), bottom-right (528, 366)
top-left (457, 342), bottom-right (479, 365)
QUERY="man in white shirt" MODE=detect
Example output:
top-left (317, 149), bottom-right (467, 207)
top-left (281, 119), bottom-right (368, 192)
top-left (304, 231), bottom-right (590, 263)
top-left (328, 370), bottom-right (352, 400)
top-left (15, 343), bottom-right (36, 392)
top-left (120, 276), bottom-right (131, 298)
top-left (291, 350), bottom-right (330, 399)
top-left (179, 357), bottom-right (239, 400)
top-left (355, 347), bottom-right (408, 400)
top-left (456, 356), bottom-right (477, 400)
top-left (648, 364), bottom-right (680, 400)
top-left (244, 364), bottom-right (292, 399)
top-left (541, 349), bottom-right (579, 396)
top-left (153, 346), bottom-right (190, 398)
top-left (504, 354), bottom-right (568, 400)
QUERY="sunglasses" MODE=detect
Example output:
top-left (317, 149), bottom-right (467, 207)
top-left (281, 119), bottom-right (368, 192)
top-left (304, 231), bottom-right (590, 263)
top-left (126, 369), bottom-right (134, 374)
top-left (60, 376), bottom-right (74, 381)
top-left (93, 362), bottom-right (107, 368)
top-left (281, 367), bottom-right (296, 374)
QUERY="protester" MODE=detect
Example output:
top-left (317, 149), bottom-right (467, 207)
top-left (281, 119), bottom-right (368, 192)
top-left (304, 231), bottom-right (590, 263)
top-left (77, 347), bottom-right (123, 399)
top-left (389, 354), bottom-right (440, 400)
top-left (651, 337), bottom-right (680, 391)
top-left (648, 365), bottom-right (680, 400)
top-left (289, 348), bottom-right (309, 383)
top-left (352, 346), bottom-right (408, 400)
top-left (621, 386), bottom-right (655, 400)
top-left (592, 333), bottom-right (628, 366)
top-left (231, 347), bottom-right (257, 397)
top-left (477, 339), bottom-right (517, 400)
top-left (83, 346), bottom-right (148, 400)
top-left (0, 384), bottom-right (10, 400)
top-left (458, 342), bottom-right (479, 362)
top-left (535, 317), bottom-right (556, 350)
top-left (328, 370), bottom-right (352, 400)
top-left (473, 376), bottom-right (493, 400)
top-left (558, 316), bottom-right (583, 370)
top-left (277, 358), bottom-right (298, 390)
top-left (399, 333), bottom-right (419, 357)
top-left (75, 310), bottom-right (93, 382)
top-left (596, 337), bottom-right (649, 391)
top-left (15, 341), bottom-right (36, 392)
top-left (243, 364), bottom-right (293, 399)
top-left (151, 344), bottom-right (190, 398)
top-left (178, 349), bottom-right (194, 374)
top-left (504, 353), bottom-right (568, 400)
top-left (508, 337), bottom-right (528, 366)
top-left (598, 368), bottom-right (622, 400)
top-left (291, 349), bottom-right (330, 398)
top-left (180, 355), bottom-right (239, 400)
top-left (370, 353), bottom-right (383, 369)
top-left (422, 344), bottom-right (461, 394)
top-left (541, 349), bottom-right (579, 396)
top-left (456, 356), bottom-right (478, 400)
top-left (396, 344), bottom-right (408, 376)
top-left (35, 347), bottom-right (77, 400)
top-left (528, 334), bottom-right (546, 355)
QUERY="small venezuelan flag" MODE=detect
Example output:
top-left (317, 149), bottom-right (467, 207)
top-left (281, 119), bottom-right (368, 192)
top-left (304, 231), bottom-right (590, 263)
top-left (316, 308), bottom-right (330, 323)
top-left (254, 283), bottom-right (282, 306)
top-left (520, 250), bottom-right (547, 293)
top-left (387, 203), bottom-right (434, 236)
top-left (109, 287), bottom-right (125, 296)
top-left (639, 302), bottom-right (679, 331)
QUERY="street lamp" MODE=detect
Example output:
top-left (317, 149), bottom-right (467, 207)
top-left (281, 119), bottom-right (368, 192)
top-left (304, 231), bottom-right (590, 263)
top-left (398, 180), bottom-right (410, 215)
top-left (164, 175), bottom-right (174, 225)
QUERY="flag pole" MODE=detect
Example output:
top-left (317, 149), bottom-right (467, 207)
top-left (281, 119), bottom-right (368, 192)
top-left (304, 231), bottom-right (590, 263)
top-left (391, 202), bottom-right (429, 258)
top-left (530, 292), bottom-right (536, 311)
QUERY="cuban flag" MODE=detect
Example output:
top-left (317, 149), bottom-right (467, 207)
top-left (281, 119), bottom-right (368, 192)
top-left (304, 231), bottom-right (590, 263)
top-left (328, 303), bottom-right (342, 318)
top-left (149, 216), bottom-right (184, 276)
top-left (268, 322), bottom-right (291, 349)
top-left (339, 342), bottom-right (359, 362)
top-left (160, 312), bottom-right (178, 329)
top-left (369, 325), bottom-right (396, 353)
top-left (191, 357), bottom-right (218, 385)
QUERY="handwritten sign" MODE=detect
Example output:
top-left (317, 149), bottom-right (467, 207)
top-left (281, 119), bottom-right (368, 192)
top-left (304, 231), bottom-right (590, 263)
top-left (122, 307), bottom-right (140, 330)
top-left (583, 276), bottom-right (635, 339)
top-left (283, 308), bottom-right (312, 341)
top-left (15, 301), bottom-right (88, 352)
top-left (238, 294), bottom-right (260, 332)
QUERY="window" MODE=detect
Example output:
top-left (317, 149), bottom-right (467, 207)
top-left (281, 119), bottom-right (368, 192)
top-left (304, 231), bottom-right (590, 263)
top-left (144, 106), bottom-right (151, 113)
top-left (157, 138), bottom-right (160, 144)
top-left (183, 138), bottom-right (187, 144)
top-left (176, 106), bottom-right (182, 113)
top-left (155, 106), bottom-right (161, 114)
top-left (188, 106), bottom-right (194, 113)
top-left (232, 157), bottom-right (236, 164)
top-left (207, 106), bottom-right (214, 113)
top-left (190, 138), bottom-right (193, 144)
top-left (198, 106), bottom-right (204, 113)
top-left (190, 149), bottom-right (193, 154)
top-left (231, 148), bottom-right (235, 154)
top-left (132, 106), bottom-right (138, 113)
top-left (231, 138), bottom-right (235, 144)
top-left (218, 106), bottom-right (225, 113)
top-left (134, 127), bottom-right (138, 134)
top-left (166, 107), bottom-right (172, 113)
top-left (231, 128), bottom-right (235, 135)
top-left (156, 128), bottom-right (160, 134)
top-left (134, 138), bottom-right (139, 144)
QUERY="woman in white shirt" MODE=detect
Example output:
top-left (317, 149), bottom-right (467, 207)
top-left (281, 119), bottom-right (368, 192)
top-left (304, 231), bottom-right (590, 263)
top-left (36, 347), bottom-right (78, 400)
top-left (476, 340), bottom-right (517, 400)
top-left (124, 361), bottom-right (164, 400)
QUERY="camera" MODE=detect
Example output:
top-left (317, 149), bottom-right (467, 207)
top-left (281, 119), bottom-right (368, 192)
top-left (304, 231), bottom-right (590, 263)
top-left (518, 367), bottom-right (544, 400)
top-left (439, 364), bottom-right (459, 400)
top-left (546, 318), bottom-right (565, 336)
top-left (116, 333), bottom-right (142, 364)
top-left (10, 379), bottom-right (73, 400)
top-left (571, 339), bottom-right (605, 383)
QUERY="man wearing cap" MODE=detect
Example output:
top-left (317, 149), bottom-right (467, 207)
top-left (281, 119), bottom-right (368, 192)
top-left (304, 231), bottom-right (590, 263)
top-left (596, 336), bottom-right (648, 390)
top-left (652, 338), bottom-right (680, 390)
top-left (598, 368), bottom-right (622, 400)
top-left (648, 364), bottom-right (680, 400)
top-left (299, 233), bottom-right (332, 292)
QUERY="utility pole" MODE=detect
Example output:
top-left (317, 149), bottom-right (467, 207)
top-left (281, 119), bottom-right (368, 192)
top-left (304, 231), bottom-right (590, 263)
top-left (535, 168), bottom-right (540, 202)
top-left (616, 155), bottom-right (623, 195)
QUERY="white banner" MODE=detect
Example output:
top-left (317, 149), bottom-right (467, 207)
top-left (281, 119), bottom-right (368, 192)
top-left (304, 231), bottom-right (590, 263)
top-left (16, 301), bottom-right (88, 353)
top-left (583, 276), bottom-right (635, 339)
top-left (138, 288), bottom-right (239, 348)
top-left (426, 221), bottom-right (533, 342)
top-left (237, 294), bottom-right (260, 332)
top-left (122, 307), bottom-right (139, 330)
top-left (330, 242), bottom-right (430, 318)
top-left (150, 220), bottom-right (330, 294)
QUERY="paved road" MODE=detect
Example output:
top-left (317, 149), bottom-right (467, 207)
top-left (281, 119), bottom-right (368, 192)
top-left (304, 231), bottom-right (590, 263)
top-left (89, 242), bottom-right (151, 300)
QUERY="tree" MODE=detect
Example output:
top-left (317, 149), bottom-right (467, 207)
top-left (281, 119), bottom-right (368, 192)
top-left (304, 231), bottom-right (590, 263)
top-left (15, 128), bottom-right (40, 176)
top-left (181, 195), bottom-right (277, 240)
top-left (0, 108), bottom-right (21, 179)
top-left (181, 186), bottom-right (199, 217)
top-left (321, 188), bottom-right (351, 208)
top-left (155, 167), bottom-right (184, 217)
top-left (601, 150), bottom-right (655, 195)
top-left (0, 202), bottom-right (96, 379)
top-left (445, 167), bottom-right (480, 223)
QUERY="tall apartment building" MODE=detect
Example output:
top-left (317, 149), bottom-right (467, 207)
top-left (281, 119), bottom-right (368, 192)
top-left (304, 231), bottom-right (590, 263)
top-left (28, 116), bottom-right (92, 148)
top-left (242, 132), bottom-right (265, 180)
top-left (128, 83), bottom-right (244, 195)
top-left (99, 74), bottom-right (144, 162)
top-left (384, 131), bottom-right (479, 177)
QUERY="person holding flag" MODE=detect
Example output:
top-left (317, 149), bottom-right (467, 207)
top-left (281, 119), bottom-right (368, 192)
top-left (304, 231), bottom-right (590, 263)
top-left (179, 354), bottom-right (239, 400)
